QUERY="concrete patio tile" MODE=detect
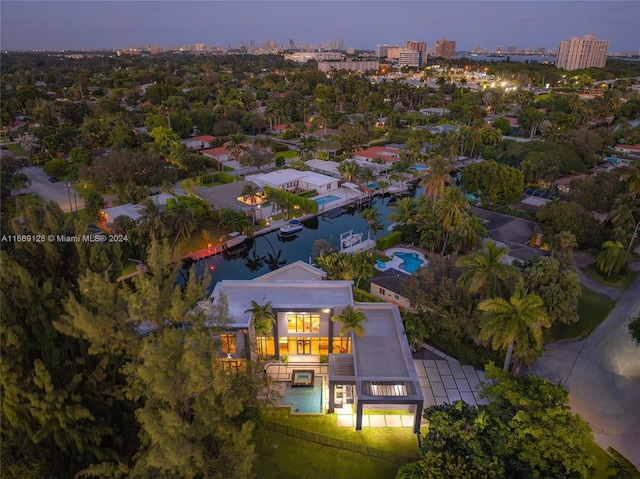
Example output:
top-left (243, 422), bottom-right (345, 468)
top-left (455, 378), bottom-right (472, 392)
top-left (418, 375), bottom-right (430, 387)
top-left (446, 389), bottom-right (461, 403)
top-left (385, 415), bottom-right (403, 427)
top-left (462, 365), bottom-right (481, 390)
top-left (448, 361), bottom-right (466, 379)
top-left (423, 360), bottom-right (437, 368)
top-left (476, 370), bottom-right (487, 385)
top-left (337, 415), bottom-right (353, 427)
top-left (474, 392), bottom-right (489, 405)
top-left (436, 361), bottom-right (452, 375)
top-left (413, 360), bottom-right (427, 377)
top-left (435, 396), bottom-right (449, 405)
top-left (336, 405), bottom-right (353, 415)
top-left (360, 415), bottom-right (371, 427)
top-left (421, 387), bottom-right (436, 407)
top-left (460, 392), bottom-right (478, 406)
top-left (368, 415), bottom-right (386, 427)
top-left (442, 375), bottom-right (457, 389)
top-left (426, 367), bottom-right (441, 382)
top-left (400, 415), bottom-right (415, 428)
top-left (431, 382), bottom-right (446, 397)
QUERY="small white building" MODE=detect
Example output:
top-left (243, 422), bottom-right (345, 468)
top-left (305, 159), bottom-right (342, 179)
top-left (101, 194), bottom-right (175, 227)
top-left (247, 169), bottom-right (339, 193)
top-left (181, 135), bottom-right (216, 150)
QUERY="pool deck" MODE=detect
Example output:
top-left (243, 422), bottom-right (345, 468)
top-left (376, 247), bottom-right (429, 273)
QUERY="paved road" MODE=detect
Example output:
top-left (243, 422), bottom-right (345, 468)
top-left (531, 272), bottom-right (640, 469)
top-left (15, 167), bottom-right (85, 213)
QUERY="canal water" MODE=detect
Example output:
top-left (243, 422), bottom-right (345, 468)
top-left (196, 185), bottom-right (421, 292)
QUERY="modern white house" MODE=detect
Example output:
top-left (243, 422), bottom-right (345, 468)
top-left (101, 193), bottom-right (175, 227)
top-left (209, 261), bottom-right (424, 433)
top-left (305, 159), bottom-right (342, 179)
top-left (247, 169), bottom-right (339, 193)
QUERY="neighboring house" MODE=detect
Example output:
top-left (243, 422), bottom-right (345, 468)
top-left (419, 107), bottom-right (449, 117)
top-left (305, 159), bottom-right (342, 179)
top-left (352, 146), bottom-right (401, 164)
top-left (552, 174), bottom-right (589, 193)
top-left (209, 261), bottom-right (424, 432)
top-left (614, 144), bottom-right (640, 156)
top-left (369, 268), bottom-right (411, 309)
top-left (182, 135), bottom-right (216, 150)
top-left (247, 169), bottom-right (339, 193)
top-left (268, 123), bottom-right (294, 135)
top-left (101, 193), bottom-right (175, 227)
top-left (201, 146), bottom-right (231, 162)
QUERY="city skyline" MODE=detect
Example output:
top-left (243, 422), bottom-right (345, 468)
top-left (1, 1), bottom-right (638, 53)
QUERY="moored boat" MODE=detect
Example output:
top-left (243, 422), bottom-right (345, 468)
top-left (220, 231), bottom-right (248, 250)
top-left (279, 220), bottom-right (303, 235)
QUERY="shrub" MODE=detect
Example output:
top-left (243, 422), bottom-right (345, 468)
top-left (213, 172), bottom-right (236, 184)
top-left (297, 189), bottom-right (318, 198)
top-left (376, 231), bottom-right (402, 250)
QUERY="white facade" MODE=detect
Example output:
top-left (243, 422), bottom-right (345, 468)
top-left (317, 60), bottom-right (380, 73)
top-left (398, 50), bottom-right (424, 67)
top-left (247, 169), bottom-right (338, 192)
top-left (556, 34), bottom-right (609, 70)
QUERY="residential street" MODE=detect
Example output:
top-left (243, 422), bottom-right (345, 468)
top-left (15, 166), bottom-right (85, 213)
top-left (531, 270), bottom-right (640, 469)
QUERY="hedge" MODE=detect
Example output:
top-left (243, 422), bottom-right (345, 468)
top-left (264, 186), bottom-right (318, 215)
top-left (297, 189), bottom-right (318, 198)
top-left (213, 172), bottom-right (236, 184)
top-left (353, 288), bottom-right (385, 303)
top-left (376, 231), bottom-right (403, 250)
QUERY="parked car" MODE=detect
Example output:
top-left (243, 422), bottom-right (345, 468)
top-left (48, 177), bottom-right (58, 183)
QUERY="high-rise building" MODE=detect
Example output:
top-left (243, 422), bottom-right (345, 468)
top-left (405, 40), bottom-right (427, 52)
top-left (434, 39), bottom-right (456, 59)
top-left (507, 45), bottom-right (517, 54)
top-left (556, 34), bottom-right (609, 70)
top-left (376, 44), bottom-right (401, 58)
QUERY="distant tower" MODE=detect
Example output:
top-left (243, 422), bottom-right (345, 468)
top-left (434, 39), bottom-right (456, 60)
top-left (405, 40), bottom-right (427, 52)
top-left (556, 34), bottom-right (609, 70)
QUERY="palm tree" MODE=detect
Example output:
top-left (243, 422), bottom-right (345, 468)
top-left (245, 300), bottom-right (275, 338)
top-left (609, 195), bottom-right (640, 253)
top-left (167, 204), bottom-right (197, 251)
top-left (332, 305), bottom-right (368, 338)
top-left (597, 240), bottom-right (631, 279)
top-left (360, 206), bottom-right (382, 243)
top-left (478, 288), bottom-right (550, 373)
top-left (225, 132), bottom-right (247, 162)
top-left (550, 231), bottom-right (578, 264)
top-left (456, 241), bottom-right (517, 299)
top-left (435, 187), bottom-right (469, 255)
top-left (420, 155), bottom-right (452, 201)
top-left (338, 160), bottom-right (360, 184)
top-left (240, 183), bottom-right (261, 204)
top-left (389, 197), bottom-right (416, 226)
top-left (298, 136), bottom-right (319, 161)
top-left (138, 198), bottom-right (170, 241)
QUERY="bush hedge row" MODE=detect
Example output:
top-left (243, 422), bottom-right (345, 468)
top-left (376, 231), bottom-right (403, 250)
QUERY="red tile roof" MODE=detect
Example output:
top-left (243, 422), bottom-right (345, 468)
top-left (200, 146), bottom-right (229, 156)
top-left (353, 146), bottom-right (401, 162)
top-left (192, 135), bottom-right (216, 142)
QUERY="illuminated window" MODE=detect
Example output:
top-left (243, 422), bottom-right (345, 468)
top-left (257, 337), bottom-right (275, 357)
top-left (220, 334), bottom-right (236, 354)
top-left (332, 337), bottom-right (351, 354)
top-left (287, 313), bottom-right (320, 333)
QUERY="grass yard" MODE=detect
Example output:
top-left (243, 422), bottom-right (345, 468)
top-left (276, 150), bottom-right (298, 159)
top-left (585, 264), bottom-right (638, 291)
top-left (5, 143), bottom-right (29, 156)
top-left (586, 441), bottom-right (640, 479)
top-left (264, 409), bottom-right (420, 459)
top-left (255, 431), bottom-right (400, 479)
top-left (547, 286), bottom-right (616, 342)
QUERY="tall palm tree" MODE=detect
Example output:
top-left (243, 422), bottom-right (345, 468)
top-left (298, 136), bottom-right (319, 161)
top-left (167, 204), bottom-right (197, 251)
top-left (478, 289), bottom-right (550, 373)
top-left (456, 241), bottom-right (517, 299)
top-left (360, 206), bottom-right (382, 243)
top-left (244, 300), bottom-right (275, 338)
top-left (420, 155), bottom-right (452, 201)
top-left (338, 160), bottom-right (360, 184)
top-left (609, 195), bottom-right (640, 253)
top-left (332, 305), bottom-right (368, 338)
top-left (435, 187), bottom-right (469, 255)
top-left (550, 231), bottom-right (578, 264)
top-left (225, 133), bottom-right (247, 162)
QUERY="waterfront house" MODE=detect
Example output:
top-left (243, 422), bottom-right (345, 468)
top-left (209, 261), bottom-right (424, 432)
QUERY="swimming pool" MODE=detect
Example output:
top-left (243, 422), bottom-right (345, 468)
top-left (315, 195), bottom-right (340, 208)
top-left (413, 164), bottom-right (427, 171)
top-left (367, 182), bottom-right (381, 189)
top-left (284, 379), bottom-right (323, 413)
top-left (395, 252), bottom-right (425, 274)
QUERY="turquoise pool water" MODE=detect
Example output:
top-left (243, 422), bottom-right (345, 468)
top-left (413, 164), bottom-right (427, 171)
top-left (395, 252), bottom-right (425, 274)
top-left (315, 195), bottom-right (340, 207)
top-left (367, 182), bottom-right (381, 189)
top-left (284, 380), bottom-right (323, 413)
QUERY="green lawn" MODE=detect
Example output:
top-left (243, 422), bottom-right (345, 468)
top-left (586, 441), bottom-right (640, 479)
top-left (276, 150), bottom-right (298, 159)
top-left (547, 286), bottom-right (616, 342)
top-left (264, 409), bottom-right (420, 459)
top-left (5, 143), bottom-right (29, 156)
top-left (585, 264), bottom-right (638, 291)
top-left (255, 431), bottom-right (400, 479)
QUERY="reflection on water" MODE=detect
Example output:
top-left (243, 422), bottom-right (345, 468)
top-left (196, 186), bottom-right (419, 293)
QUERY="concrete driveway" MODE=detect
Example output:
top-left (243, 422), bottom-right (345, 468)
top-left (15, 166), bottom-right (85, 213)
top-left (531, 272), bottom-right (640, 469)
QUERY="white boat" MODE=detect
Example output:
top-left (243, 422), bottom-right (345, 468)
top-left (387, 222), bottom-right (404, 231)
top-left (280, 220), bottom-right (303, 235)
top-left (341, 232), bottom-right (363, 249)
top-left (220, 231), bottom-right (248, 250)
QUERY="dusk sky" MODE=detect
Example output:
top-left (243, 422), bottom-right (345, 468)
top-left (1, 1), bottom-right (639, 52)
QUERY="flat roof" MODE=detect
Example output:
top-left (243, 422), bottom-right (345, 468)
top-left (305, 159), bottom-right (341, 175)
top-left (211, 280), bottom-right (354, 328)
